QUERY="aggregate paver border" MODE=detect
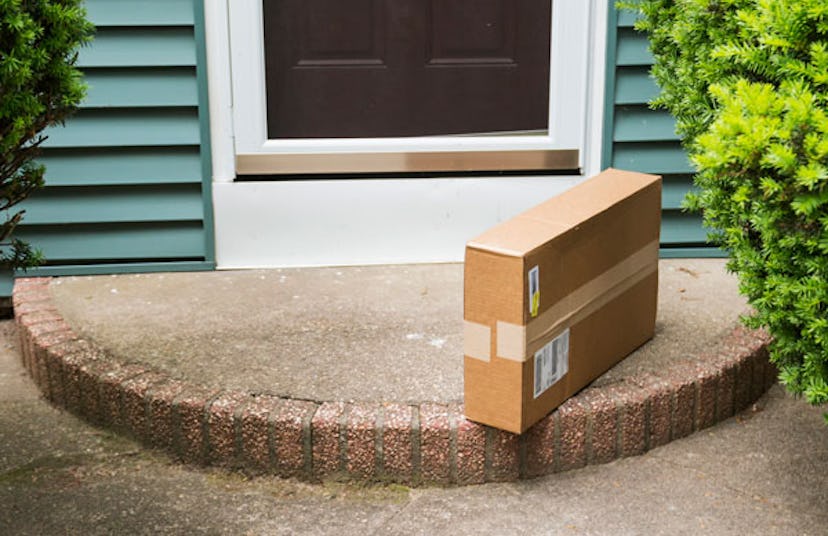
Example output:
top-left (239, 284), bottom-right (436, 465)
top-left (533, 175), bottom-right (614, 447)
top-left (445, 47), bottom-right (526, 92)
top-left (13, 277), bottom-right (775, 485)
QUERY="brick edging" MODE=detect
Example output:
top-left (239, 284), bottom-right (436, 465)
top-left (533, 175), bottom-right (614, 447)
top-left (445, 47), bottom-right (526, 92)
top-left (13, 277), bottom-right (776, 485)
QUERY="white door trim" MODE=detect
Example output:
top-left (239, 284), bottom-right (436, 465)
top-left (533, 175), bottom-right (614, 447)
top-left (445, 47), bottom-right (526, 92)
top-left (207, 0), bottom-right (605, 172)
top-left (203, 0), bottom-right (611, 268)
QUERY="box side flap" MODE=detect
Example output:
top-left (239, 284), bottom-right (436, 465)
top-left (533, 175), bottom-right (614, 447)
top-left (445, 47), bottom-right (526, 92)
top-left (467, 169), bottom-right (662, 257)
top-left (520, 168), bottom-right (661, 227)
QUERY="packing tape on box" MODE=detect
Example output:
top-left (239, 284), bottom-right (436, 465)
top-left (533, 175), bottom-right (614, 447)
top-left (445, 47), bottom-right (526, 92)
top-left (464, 240), bottom-right (659, 362)
top-left (463, 320), bottom-right (492, 362)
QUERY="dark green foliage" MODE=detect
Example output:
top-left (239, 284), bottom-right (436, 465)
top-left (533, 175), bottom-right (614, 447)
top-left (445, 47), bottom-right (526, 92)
top-left (621, 0), bottom-right (828, 415)
top-left (0, 0), bottom-right (93, 269)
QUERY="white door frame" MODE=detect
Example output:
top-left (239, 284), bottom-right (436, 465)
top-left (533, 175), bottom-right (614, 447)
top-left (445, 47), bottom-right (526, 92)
top-left (203, 0), bottom-right (610, 268)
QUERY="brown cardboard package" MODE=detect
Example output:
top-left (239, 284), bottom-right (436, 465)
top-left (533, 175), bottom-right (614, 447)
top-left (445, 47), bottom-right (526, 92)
top-left (463, 168), bottom-right (662, 434)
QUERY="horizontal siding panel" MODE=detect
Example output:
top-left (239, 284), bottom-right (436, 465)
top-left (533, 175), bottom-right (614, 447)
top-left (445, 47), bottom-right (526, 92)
top-left (614, 106), bottom-right (678, 142)
top-left (82, 68), bottom-right (198, 108)
top-left (660, 247), bottom-right (725, 258)
top-left (662, 175), bottom-right (696, 209)
top-left (39, 147), bottom-right (202, 186)
top-left (85, 0), bottom-right (194, 27)
top-left (17, 222), bottom-right (207, 262)
top-left (23, 261), bottom-right (215, 277)
top-left (20, 185), bottom-right (204, 225)
top-left (612, 142), bottom-right (693, 174)
top-left (617, 10), bottom-right (641, 28)
top-left (0, 274), bottom-right (12, 297)
top-left (78, 27), bottom-right (196, 68)
top-left (615, 66), bottom-right (658, 105)
top-left (660, 211), bottom-right (709, 245)
top-left (616, 27), bottom-right (652, 66)
top-left (42, 109), bottom-right (200, 148)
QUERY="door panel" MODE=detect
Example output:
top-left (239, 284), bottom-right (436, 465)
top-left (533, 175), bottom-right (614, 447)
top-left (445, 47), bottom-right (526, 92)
top-left (299, 0), bottom-right (386, 66)
top-left (263, 0), bottom-right (551, 139)
top-left (427, 0), bottom-right (516, 65)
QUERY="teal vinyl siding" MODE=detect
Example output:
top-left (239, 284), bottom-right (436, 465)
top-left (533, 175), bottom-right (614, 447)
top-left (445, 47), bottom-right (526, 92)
top-left (83, 68), bottom-right (199, 108)
top-left (77, 27), bottom-right (197, 67)
top-left (42, 109), bottom-right (201, 148)
top-left (10, 0), bottom-right (214, 290)
top-left (614, 66), bottom-right (659, 104)
top-left (613, 106), bottom-right (678, 142)
top-left (37, 148), bottom-right (202, 186)
top-left (603, 5), bottom-right (718, 256)
top-left (20, 223), bottom-right (206, 262)
top-left (84, 0), bottom-right (195, 26)
top-left (21, 185), bottom-right (204, 225)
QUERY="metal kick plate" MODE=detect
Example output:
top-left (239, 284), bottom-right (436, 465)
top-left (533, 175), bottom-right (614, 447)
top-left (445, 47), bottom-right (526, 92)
top-left (236, 149), bottom-right (580, 175)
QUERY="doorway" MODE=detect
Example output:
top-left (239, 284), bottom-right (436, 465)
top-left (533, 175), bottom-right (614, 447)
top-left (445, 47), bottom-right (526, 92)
top-left (263, 0), bottom-right (552, 139)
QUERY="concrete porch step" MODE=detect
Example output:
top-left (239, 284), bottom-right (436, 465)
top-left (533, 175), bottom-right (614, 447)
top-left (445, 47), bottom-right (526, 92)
top-left (12, 259), bottom-right (773, 485)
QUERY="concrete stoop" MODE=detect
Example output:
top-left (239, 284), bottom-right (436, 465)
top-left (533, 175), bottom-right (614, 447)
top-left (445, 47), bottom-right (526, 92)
top-left (13, 277), bottom-right (775, 486)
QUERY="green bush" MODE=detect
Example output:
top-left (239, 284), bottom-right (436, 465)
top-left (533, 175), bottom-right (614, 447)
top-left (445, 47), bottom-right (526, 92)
top-left (0, 0), bottom-right (93, 269)
top-left (622, 0), bottom-right (828, 415)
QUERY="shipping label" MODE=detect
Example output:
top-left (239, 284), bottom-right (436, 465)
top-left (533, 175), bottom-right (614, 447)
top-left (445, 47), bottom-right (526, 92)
top-left (533, 328), bottom-right (570, 398)
top-left (528, 266), bottom-right (540, 318)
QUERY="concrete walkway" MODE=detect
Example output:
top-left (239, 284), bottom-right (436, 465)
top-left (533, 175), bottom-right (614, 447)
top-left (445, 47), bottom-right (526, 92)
top-left (12, 259), bottom-right (779, 484)
top-left (1, 317), bottom-right (827, 535)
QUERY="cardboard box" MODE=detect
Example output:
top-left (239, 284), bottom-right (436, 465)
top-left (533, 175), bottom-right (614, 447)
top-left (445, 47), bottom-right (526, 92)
top-left (463, 168), bottom-right (662, 434)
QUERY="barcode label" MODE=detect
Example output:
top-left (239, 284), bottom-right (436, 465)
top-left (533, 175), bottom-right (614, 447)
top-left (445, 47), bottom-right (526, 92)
top-left (533, 328), bottom-right (570, 399)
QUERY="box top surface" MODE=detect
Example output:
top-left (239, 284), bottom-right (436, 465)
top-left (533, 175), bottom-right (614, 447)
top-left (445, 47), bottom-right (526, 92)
top-left (467, 168), bottom-right (661, 258)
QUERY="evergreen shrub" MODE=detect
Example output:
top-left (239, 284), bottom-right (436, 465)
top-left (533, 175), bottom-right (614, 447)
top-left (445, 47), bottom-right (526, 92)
top-left (0, 0), bottom-right (93, 269)
top-left (623, 0), bottom-right (828, 417)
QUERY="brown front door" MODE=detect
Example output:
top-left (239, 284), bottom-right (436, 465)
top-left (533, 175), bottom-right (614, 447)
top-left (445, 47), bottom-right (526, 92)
top-left (263, 0), bottom-right (552, 139)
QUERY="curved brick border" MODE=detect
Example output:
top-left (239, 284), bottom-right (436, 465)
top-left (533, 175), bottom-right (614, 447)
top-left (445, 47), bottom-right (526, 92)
top-left (13, 277), bottom-right (776, 485)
